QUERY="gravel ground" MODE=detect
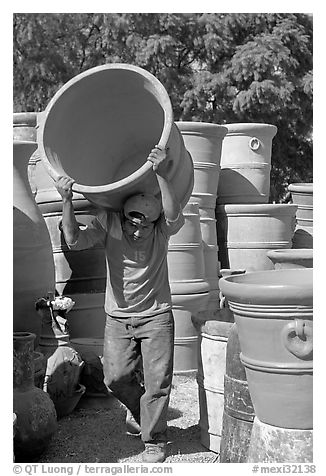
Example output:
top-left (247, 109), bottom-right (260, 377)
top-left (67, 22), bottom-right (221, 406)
top-left (37, 373), bottom-right (219, 464)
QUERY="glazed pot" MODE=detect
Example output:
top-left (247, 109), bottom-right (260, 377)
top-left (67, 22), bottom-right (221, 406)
top-left (219, 269), bottom-right (313, 430)
top-left (13, 141), bottom-right (56, 343)
top-left (217, 123), bottom-right (277, 204)
top-left (267, 249), bottom-right (313, 269)
top-left (38, 64), bottom-right (193, 210)
top-left (13, 332), bottom-right (57, 460)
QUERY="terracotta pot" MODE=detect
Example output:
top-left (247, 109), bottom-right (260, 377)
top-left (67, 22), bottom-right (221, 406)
top-left (175, 121), bottom-right (227, 165)
top-left (38, 64), bottom-right (193, 209)
top-left (192, 315), bottom-right (233, 453)
top-left (176, 122), bottom-right (226, 308)
top-left (13, 332), bottom-right (57, 461)
top-left (217, 123), bottom-right (277, 204)
top-left (13, 141), bottom-right (56, 344)
top-left (13, 112), bottom-right (37, 141)
top-left (172, 308), bottom-right (198, 374)
top-left (219, 269), bottom-right (313, 430)
top-left (267, 249), bottom-right (313, 269)
top-left (288, 183), bottom-right (313, 249)
top-left (216, 203), bottom-right (298, 271)
top-left (168, 202), bottom-right (209, 313)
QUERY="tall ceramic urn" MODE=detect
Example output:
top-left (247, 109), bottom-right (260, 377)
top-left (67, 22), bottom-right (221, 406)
top-left (13, 332), bottom-right (57, 461)
top-left (13, 140), bottom-right (56, 344)
top-left (217, 123), bottom-right (277, 204)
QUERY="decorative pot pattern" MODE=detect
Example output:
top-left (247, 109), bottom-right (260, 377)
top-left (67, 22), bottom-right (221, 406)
top-left (38, 64), bottom-right (193, 210)
top-left (13, 332), bottom-right (57, 461)
top-left (217, 123), bottom-right (277, 204)
top-left (13, 140), bottom-right (56, 344)
top-left (219, 269), bottom-right (313, 430)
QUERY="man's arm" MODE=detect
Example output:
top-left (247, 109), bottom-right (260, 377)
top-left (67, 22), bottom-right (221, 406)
top-left (147, 146), bottom-right (181, 222)
top-left (54, 176), bottom-right (80, 245)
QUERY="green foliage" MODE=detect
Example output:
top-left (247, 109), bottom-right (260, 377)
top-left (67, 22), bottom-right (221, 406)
top-left (13, 13), bottom-right (312, 201)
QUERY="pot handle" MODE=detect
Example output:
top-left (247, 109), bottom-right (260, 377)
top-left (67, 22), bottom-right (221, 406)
top-left (281, 319), bottom-right (313, 359)
top-left (249, 137), bottom-right (261, 151)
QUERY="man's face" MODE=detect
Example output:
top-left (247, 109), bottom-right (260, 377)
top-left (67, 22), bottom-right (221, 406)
top-left (123, 216), bottom-right (154, 242)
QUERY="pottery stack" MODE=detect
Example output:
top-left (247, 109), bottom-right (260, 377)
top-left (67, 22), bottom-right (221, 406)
top-left (175, 122), bottom-right (237, 452)
top-left (216, 123), bottom-right (298, 272)
top-left (172, 122), bottom-right (228, 376)
top-left (216, 123), bottom-right (312, 463)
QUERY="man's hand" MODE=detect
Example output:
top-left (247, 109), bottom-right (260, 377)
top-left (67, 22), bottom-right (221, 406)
top-left (54, 176), bottom-right (75, 202)
top-left (147, 146), bottom-right (171, 178)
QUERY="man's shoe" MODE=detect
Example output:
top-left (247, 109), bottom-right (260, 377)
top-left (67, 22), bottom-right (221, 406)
top-left (125, 409), bottom-right (141, 436)
top-left (142, 442), bottom-right (167, 463)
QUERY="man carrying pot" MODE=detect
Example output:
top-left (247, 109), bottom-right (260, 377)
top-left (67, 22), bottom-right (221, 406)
top-left (55, 146), bottom-right (184, 463)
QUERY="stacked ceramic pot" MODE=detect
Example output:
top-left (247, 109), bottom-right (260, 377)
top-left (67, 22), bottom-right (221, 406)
top-left (215, 123), bottom-right (299, 461)
top-left (167, 201), bottom-right (210, 373)
top-left (216, 123), bottom-right (298, 272)
top-left (175, 122), bottom-right (236, 451)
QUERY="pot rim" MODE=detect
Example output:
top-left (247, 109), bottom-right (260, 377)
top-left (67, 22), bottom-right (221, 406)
top-left (288, 183), bottom-right (313, 194)
top-left (219, 268), bottom-right (312, 305)
top-left (266, 248), bottom-right (313, 262)
top-left (223, 122), bottom-right (277, 137)
top-left (175, 121), bottom-right (228, 137)
top-left (39, 63), bottom-right (174, 193)
top-left (216, 203), bottom-right (298, 215)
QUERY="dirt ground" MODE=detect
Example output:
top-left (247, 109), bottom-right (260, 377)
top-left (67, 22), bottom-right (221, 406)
top-left (37, 373), bottom-right (219, 464)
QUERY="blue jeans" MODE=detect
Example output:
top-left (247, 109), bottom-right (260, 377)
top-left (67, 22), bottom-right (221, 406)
top-left (103, 310), bottom-right (174, 443)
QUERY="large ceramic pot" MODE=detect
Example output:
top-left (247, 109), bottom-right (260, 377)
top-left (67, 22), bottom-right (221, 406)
top-left (38, 63), bottom-right (194, 210)
top-left (216, 203), bottom-right (297, 271)
top-left (219, 269), bottom-right (313, 430)
top-left (288, 183), bottom-right (313, 249)
top-left (13, 332), bottom-right (57, 461)
top-left (217, 123), bottom-right (277, 204)
top-left (13, 141), bottom-right (56, 344)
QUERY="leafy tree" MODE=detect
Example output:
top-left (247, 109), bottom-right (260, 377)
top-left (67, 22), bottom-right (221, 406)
top-left (13, 13), bottom-right (312, 201)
